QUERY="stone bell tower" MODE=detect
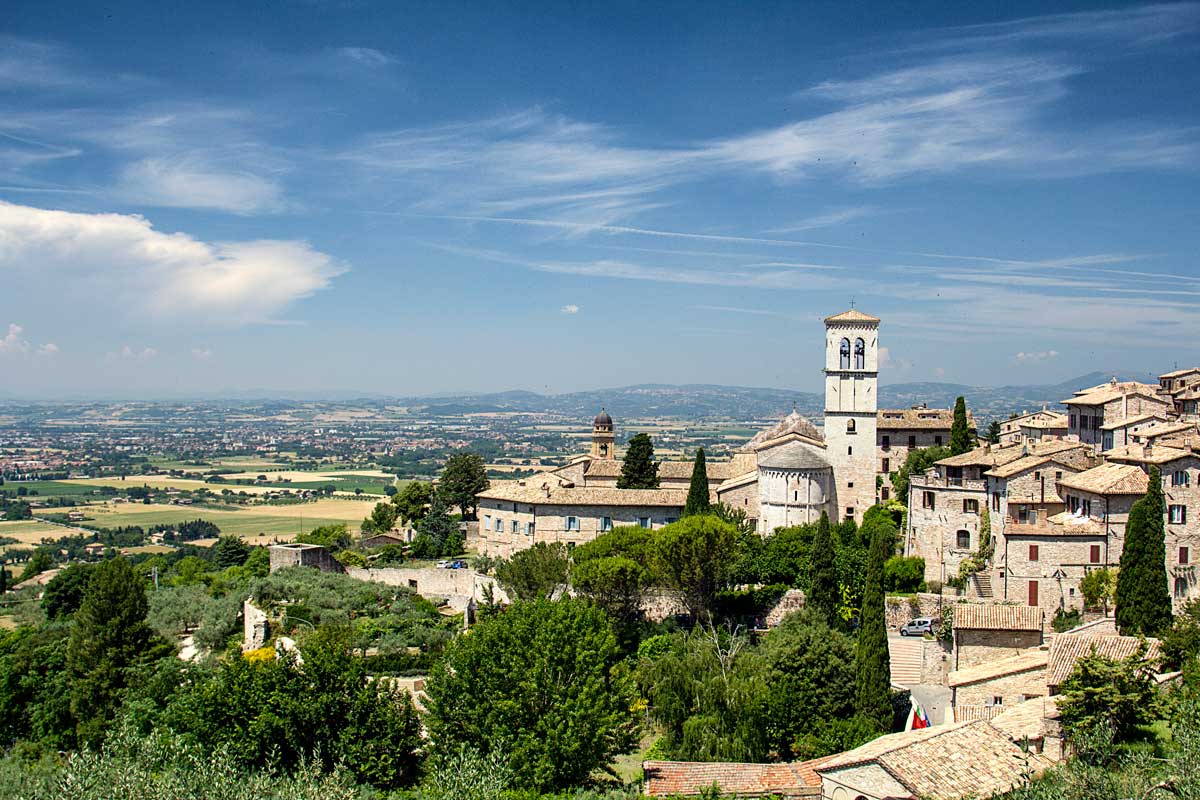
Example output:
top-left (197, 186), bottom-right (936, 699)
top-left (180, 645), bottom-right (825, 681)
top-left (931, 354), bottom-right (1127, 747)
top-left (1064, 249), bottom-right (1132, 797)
top-left (823, 308), bottom-right (880, 522)
top-left (591, 408), bottom-right (614, 459)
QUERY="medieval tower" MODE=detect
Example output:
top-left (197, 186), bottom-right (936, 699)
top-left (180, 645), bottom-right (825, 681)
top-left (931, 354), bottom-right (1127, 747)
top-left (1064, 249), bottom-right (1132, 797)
top-left (590, 408), bottom-right (614, 459)
top-left (823, 308), bottom-right (880, 522)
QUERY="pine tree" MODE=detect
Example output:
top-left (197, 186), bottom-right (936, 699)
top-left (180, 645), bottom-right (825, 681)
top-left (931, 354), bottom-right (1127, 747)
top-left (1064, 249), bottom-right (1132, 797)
top-left (67, 557), bottom-right (162, 745)
top-left (949, 396), bottom-right (971, 455)
top-left (683, 448), bottom-right (711, 517)
top-left (618, 433), bottom-right (660, 489)
top-left (856, 508), bottom-right (894, 732)
top-left (985, 420), bottom-right (1002, 444)
top-left (808, 512), bottom-right (839, 628)
top-left (1115, 466), bottom-right (1172, 635)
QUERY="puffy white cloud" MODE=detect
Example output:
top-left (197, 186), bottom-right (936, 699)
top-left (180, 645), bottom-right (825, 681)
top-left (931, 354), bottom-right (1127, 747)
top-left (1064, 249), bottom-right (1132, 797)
top-left (560, 304), bottom-right (580, 314)
top-left (0, 323), bottom-right (29, 353)
top-left (0, 201), bottom-right (345, 326)
top-left (107, 345), bottom-right (158, 361)
top-left (38, 343), bottom-right (59, 355)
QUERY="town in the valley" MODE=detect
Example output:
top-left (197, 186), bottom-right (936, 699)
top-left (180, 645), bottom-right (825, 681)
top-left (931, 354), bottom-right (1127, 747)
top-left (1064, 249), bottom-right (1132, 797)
top-left (3, 306), bottom-right (1198, 800)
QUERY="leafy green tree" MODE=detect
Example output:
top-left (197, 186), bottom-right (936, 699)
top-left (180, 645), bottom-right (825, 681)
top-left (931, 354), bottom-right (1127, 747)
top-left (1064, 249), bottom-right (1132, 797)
top-left (3, 501), bottom-right (31, 521)
top-left (617, 433), bottom-right (659, 489)
top-left (393, 480), bottom-right (433, 524)
top-left (890, 446), bottom-right (951, 504)
top-left (243, 546), bottom-right (270, 578)
top-left (651, 515), bottom-right (739, 620)
top-left (883, 556), bottom-right (925, 593)
top-left (494, 542), bottom-right (569, 601)
top-left (412, 491), bottom-right (464, 558)
top-left (212, 535), bottom-right (250, 569)
top-left (67, 557), bottom-right (168, 745)
top-left (1058, 643), bottom-right (1159, 742)
top-left (41, 563), bottom-right (95, 619)
top-left (0, 624), bottom-right (75, 750)
top-left (1081, 567), bottom-right (1117, 614)
top-left (168, 628), bottom-right (423, 789)
top-left (422, 744), bottom-right (513, 800)
top-left (855, 507), bottom-right (894, 732)
top-left (950, 396), bottom-right (972, 455)
top-left (808, 513), bottom-right (839, 627)
top-left (18, 546), bottom-right (53, 581)
top-left (985, 419), bottom-right (1002, 444)
top-left (439, 453), bottom-right (489, 519)
top-left (296, 523), bottom-right (351, 552)
top-left (570, 527), bottom-right (653, 624)
top-left (0, 565), bottom-right (7, 594)
top-left (1162, 598), bottom-right (1200, 670)
top-left (148, 584), bottom-right (210, 640)
top-left (684, 448), bottom-right (711, 517)
top-left (361, 501), bottom-right (399, 535)
top-left (425, 599), bottom-right (638, 792)
top-left (1115, 466), bottom-right (1172, 636)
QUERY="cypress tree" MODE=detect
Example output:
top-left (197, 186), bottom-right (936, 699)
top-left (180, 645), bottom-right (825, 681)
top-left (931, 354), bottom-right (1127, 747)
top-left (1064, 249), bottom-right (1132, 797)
top-left (949, 396), bottom-right (971, 455)
top-left (1115, 466), bottom-right (1172, 635)
top-left (683, 448), bottom-right (711, 517)
top-left (856, 509), bottom-right (894, 732)
top-left (618, 433), bottom-right (660, 489)
top-left (808, 512), bottom-right (840, 628)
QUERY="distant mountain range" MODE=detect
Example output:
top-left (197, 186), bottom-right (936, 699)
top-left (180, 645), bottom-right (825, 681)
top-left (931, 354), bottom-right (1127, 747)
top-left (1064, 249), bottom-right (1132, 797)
top-left (406, 371), bottom-right (1152, 422)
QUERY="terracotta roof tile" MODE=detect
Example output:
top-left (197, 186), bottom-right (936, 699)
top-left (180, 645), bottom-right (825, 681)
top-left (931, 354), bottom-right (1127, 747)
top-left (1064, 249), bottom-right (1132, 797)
top-left (953, 604), bottom-right (1044, 631)
top-left (948, 650), bottom-right (1049, 687)
top-left (877, 407), bottom-right (974, 431)
top-left (1058, 463), bottom-right (1149, 496)
top-left (1046, 634), bottom-right (1161, 688)
top-left (478, 475), bottom-right (690, 507)
top-left (1102, 443), bottom-right (1193, 466)
top-left (824, 308), bottom-right (880, 323)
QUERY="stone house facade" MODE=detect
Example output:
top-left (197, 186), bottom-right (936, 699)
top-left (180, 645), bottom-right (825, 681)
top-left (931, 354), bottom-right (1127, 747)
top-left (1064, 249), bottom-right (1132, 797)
top-left (1000, 408), bottom-right (1068, 445)
top-left (952, 604), bottom-right (1044, 669)
top-left (949, 650), bottom-right (1049, 722)
top-left (1063, 380), bottom-right (1171, 452)
top-left (876, 406), bottom-right (975, 503)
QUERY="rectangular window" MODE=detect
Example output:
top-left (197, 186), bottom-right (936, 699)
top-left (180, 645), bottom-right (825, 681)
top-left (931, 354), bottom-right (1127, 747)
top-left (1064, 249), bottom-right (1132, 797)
top-left (882, 458), bottom-right (890, 473)
top-left (882, 435), bottom-right (891, 450)
top-left (511, 520), bottom-right (519, 534)
top-left (494, 518), bottom-right (503, 532)
top-left (935, 435), bottom-right (943, 447)
top-left (1173, 470), bottom-right (1191, 487)
top-left (484, 515), bottom-right (491, 529)
top-left (1090, 544), bottom-right (1101, 563)
top-left (1083, 499), bottom-right (1091, 517)
top-left (881, 487), bottom-right (890, 500)
top-left (992, 492), bottom-right (1001, 511)
top-left (1029, 544), bottom-right (1040, 562)
top-left (601, 516), bottom-right (613, 532)
top-left (526, 521), bottom-right (536, 536)
top-left (989, 696), bottom-right (1003, 707)
top-left (1170, 505), bottom-right (1187, 524)
top-left (964, 498), bottom-right (979, 514)
top-left (1070, 415), bottom-right (1077, 429)
top-left (567, 516), bottom-right (579, 531)
top-left (1180, 546), bottom-right (1190, 565)
top-left (956, 530), bottom-right (970, 549)
top-left (908, 435), bottom-right (917, 449)
top-left (1034, 471), bottom-right (1041, 480)
top-left (922, 491), bottom-right (935, 510)
top-left (638, 517), bottom-right (652, 529)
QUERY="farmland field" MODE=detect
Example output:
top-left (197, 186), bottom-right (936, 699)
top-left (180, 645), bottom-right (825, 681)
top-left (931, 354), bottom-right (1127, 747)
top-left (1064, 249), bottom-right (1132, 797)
top-left (1, 480), bottom-right (114, 498)
top-left (49, 498), bottom-right (377, 543)
top-left (0, 519), bottom-right (91, 547)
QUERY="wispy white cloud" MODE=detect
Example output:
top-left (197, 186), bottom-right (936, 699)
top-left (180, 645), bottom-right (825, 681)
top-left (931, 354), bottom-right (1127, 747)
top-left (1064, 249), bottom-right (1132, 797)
top-left (107, 345), bottom-right (158, 361)
top-left (115, 157), bottom-right (284, 214)
top-left (0, 201), bottom-right (346, 326)
top-left (1014, 349), bottom-right (1059, 362)
top-left (337, 47), bottom-right (394, 67)
top-left (766, 207), bottom-right (877, 233)
top-left (560, 304), bottom-right (580, 314)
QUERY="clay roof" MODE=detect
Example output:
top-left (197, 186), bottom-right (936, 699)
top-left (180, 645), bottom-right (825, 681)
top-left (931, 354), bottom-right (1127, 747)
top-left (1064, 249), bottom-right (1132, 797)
top-left (877, 407), bottom-right (974, 431)
top-left (1137, 421), bottom-right (1198, 440)
top-left (643, 758), bottom-right (830, 798)
top-left (824, 308), bottom-right (880, 324)
top-left (744, 411), bottom-right (824, 451)
top-left (816, 721), bottom-right (1046, 800)
top-left (1100, 413), bottom-right (1167, 431)
top-left (1046, 634), bottom-right (1161, 688)
top-left (1062, 385), bottom-right (1167, 407)
top-left (1160, 367), bottom-right (1200, 379)
top-left (1005, 511), bottom-right (1106, 537)
top-left (582, 458), bottom-right (745, 481)
top-left (1020, 414), bottom-right (1068, 429)
top-left (1102, 443), bottom-right (1193, 466)
top-left (953, 604), bottom-right (1044, 632)
top-left (478, 475), bottom-right (690, 507)
top-left (1058, 463), bottom-right (1149, 496)
top-left (948, 649), bottom-right (1049, 687)
top-left (756, 440), bottom-right (833, 470)
top-left (989, 696), bottom-right (1062, 743)
top-left (937, 439), bottom-right (1084, 470)
top-left (985, 454), bottom-right (1079, 480)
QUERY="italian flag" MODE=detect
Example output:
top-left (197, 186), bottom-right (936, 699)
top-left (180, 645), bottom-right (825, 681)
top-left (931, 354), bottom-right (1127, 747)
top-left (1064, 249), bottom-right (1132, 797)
top-left (905, 699), bottom-right (930, 731)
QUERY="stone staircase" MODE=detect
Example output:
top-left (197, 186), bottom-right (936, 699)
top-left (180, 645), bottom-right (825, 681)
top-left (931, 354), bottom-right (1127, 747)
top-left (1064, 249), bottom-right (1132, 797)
top-left (970, 573), bottom-right (994, 599)
top-left (888, 636), bottom-right (924, 686)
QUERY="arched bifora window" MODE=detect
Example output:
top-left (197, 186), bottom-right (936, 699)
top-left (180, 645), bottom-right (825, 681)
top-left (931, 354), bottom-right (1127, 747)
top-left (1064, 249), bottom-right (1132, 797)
top-left (854, 338), bottom-right (866, 369)
top-left (839, 338), bottom-right (851, 369)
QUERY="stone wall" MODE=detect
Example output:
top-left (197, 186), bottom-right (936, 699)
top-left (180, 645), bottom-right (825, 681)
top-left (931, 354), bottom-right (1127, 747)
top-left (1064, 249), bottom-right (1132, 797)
top-left (243, 599), bottom-right (269, 651)
top-left (477, 498), bottom-right (680, 557)
top-left (884, 592), bottom-right (946, 630)
top-left (905, 481), bottom-right (988, 585)
top-left (347, 566), bottom-right (508, 610)
top-left (954, 666), bottom-right (1048, 710)
top-left (715, 478), bottom-right (759, 528)
top-left (269, 543), bottom-right (345, 574)
top-left (921, 637), bottom-right (953, 685)
top-left (765, 589), bottom-right (806, 627)
top-left (955, 629), bottom-right (1043, 669)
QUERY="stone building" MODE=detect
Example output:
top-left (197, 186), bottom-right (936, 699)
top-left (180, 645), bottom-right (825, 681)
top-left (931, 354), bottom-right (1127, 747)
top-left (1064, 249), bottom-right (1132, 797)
top-left (999, 408), bottom-right (1068, 445)
top-left (823, 308), bottom-right (881, 523)
top-left (1063, 378), bottom-right (1171, 452)
top-left (876, 405), bottom-right (976, 503)
top-left (1159, 367), bottom-right (1200, 413)
top-left (948, 649), bottom-right (1049, 722)
top-left (951, 604), bottom-right (1044, 669)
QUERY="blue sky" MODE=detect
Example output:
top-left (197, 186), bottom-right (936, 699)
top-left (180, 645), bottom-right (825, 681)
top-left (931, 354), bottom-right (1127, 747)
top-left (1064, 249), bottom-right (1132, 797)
top-left (1, 1), bottom-right (1198, 398)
